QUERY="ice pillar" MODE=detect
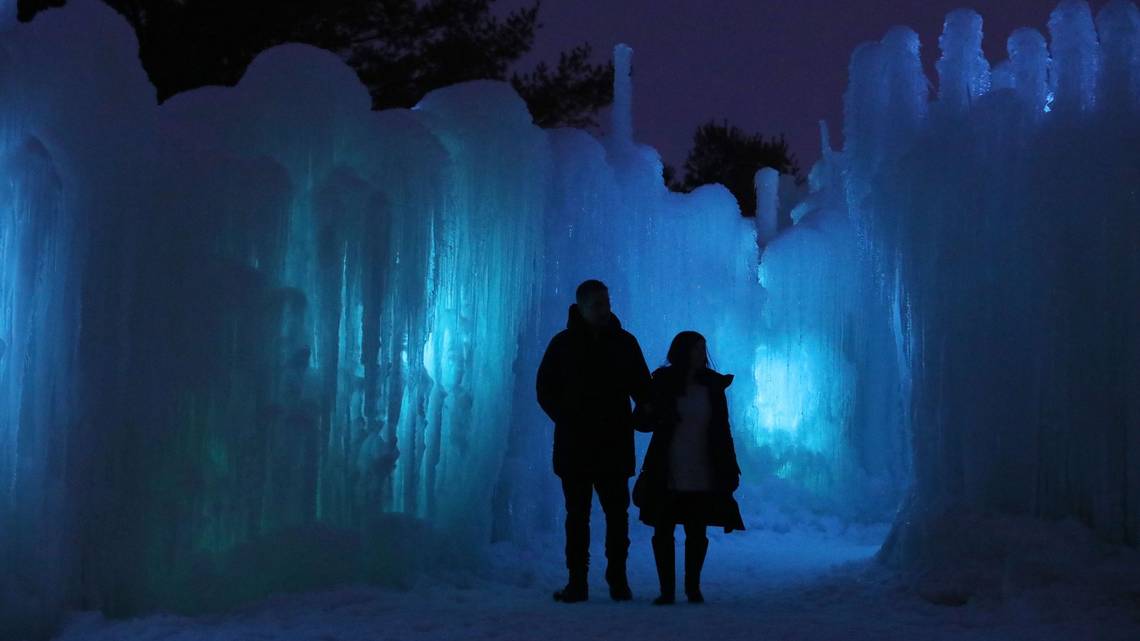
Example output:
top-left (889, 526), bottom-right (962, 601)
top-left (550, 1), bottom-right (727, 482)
top-left (0, 0), bottom-right (13, 31)
top-left (1049, 0), bottom-right (1100, 112)
top-left (1096, 0), bottom-right (1140, 109)
top-left (937, 9), bottom-right (991, 112)
top-left (1008, 28), bottom-right (1051, 112)
top-left (612, 44), bottom-right (634, 148)
top-left (754, 167), bottom-right (779, 246)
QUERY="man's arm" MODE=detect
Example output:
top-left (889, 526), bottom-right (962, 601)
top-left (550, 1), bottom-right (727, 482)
top-left (535, 335), bottom-right (562, 423)
top-left (629, 336), bottom-right (652, 406)
top-left (629, 336), bottom-right (654, 431)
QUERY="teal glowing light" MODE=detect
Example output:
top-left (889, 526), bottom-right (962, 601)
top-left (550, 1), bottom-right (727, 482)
top-left (742, 336), bottom-right (855, 495)
top-left (747, 336), bottom-right (854, 461)
top-left (752, 342), bottom-right (813, 434)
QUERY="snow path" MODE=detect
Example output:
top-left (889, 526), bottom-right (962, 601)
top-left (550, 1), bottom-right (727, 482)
top-left (54, 518), bottom-right (1138, 641)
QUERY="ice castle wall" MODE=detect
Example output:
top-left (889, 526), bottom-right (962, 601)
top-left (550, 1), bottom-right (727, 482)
top-left (837, 0), bottom-right (1140, 563)
top-left (0, 2), bottom-right (807, 634)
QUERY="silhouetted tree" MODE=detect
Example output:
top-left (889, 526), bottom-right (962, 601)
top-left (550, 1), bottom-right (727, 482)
top-left (662, 163), bottom-right (687, 193)
top-left (511, 43), bottom-right (614, 129)
top-left (19, 0), bottom-right (613, 128)
top-left (666, 119), bottom-right (801, 218)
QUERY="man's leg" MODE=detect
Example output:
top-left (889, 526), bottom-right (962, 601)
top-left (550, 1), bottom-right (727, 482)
top-left (594, 477), bottom-right (632, 600)
top-left (555, 476), bottom-right (592, 602)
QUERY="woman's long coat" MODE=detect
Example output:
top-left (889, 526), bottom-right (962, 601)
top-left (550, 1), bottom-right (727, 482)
top-left (633, 365), bottom-right (745, 532)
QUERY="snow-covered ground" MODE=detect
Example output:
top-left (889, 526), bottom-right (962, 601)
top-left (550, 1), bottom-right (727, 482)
top-left (53, 499), bottom-right (1140, 641)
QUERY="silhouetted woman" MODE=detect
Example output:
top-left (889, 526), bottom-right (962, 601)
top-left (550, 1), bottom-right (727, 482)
top-left (633, 331), bottom-right (744, 605)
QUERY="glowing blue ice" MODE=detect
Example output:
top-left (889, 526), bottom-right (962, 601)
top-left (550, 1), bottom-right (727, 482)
top-left (2, 0), bottom-right (1137, 636)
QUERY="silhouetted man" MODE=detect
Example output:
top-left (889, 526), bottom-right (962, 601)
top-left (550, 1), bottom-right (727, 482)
top-left (536, 279), bottom-right (652, 603)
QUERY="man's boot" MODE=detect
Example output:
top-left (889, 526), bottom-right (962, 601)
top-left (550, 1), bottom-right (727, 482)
top-left (651, 534), bottom-right (675, 605)
top-left (684, 535), bottom-right (709, 603)
top-left (605, 558), bottom-right (632, 601)
top-left (553, 567), bottom-right (588, 603)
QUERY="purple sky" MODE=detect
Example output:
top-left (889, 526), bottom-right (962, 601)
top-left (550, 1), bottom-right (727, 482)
top-left (500, 0), bottom-right (1065, 170)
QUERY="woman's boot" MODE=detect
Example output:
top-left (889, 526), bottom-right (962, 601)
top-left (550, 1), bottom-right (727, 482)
top-left (651, 533), bottom-right (675, 605)
top-left (684, 533), bottom-right (708, 603)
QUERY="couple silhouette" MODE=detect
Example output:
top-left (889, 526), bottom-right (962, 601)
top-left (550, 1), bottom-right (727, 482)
top-left (536, 279), bottom-right (745, 606)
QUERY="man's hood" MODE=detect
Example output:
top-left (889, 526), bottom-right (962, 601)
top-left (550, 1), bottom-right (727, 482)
top-left (567, 303), bottom-right (622, 332)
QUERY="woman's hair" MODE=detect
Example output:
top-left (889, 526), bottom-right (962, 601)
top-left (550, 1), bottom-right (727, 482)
top-left (665, 330), bottom-right (713, 371)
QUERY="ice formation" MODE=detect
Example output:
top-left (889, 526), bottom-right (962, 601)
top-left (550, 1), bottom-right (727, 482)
top-left (1, 0), bottom-right (1137, 637)
top-left (858, 0), bottom-right (1140, 566)
top-left (0, 3), bottom-right (772, 634)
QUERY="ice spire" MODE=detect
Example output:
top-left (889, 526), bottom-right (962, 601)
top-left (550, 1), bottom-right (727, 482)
top-left (1049, 0), bottom-right (1100, 112)
top-left (937, 9), bottom-right (991, 112)
top-left (1008, 28), bottom-right (1051, 112)
top-left (612, 43), bottom-right (634, 148)
top-left (755, 167), bottom-right (780, 246)
top-left (1095, 0), bottom-right (1140, 109)
top-left (0, 0), bottom-right (13, 31)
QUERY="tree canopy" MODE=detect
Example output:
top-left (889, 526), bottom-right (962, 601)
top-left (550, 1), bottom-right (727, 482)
top-left (666, 119), bottom-right (801, 218)
top-left (19, 0), bottom-right (614, 128)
